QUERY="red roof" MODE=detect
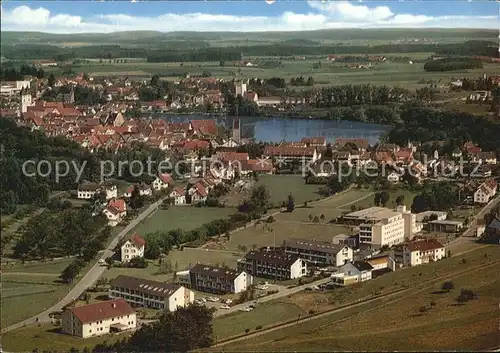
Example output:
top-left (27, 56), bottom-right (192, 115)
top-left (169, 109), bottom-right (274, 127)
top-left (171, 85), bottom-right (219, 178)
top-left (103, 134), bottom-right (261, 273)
top-left (69, 299), bottom-right (135, 324)
top-left (129, 233), bottom-right (146, 248)
top-left (190, 119), bottom-right (217, 135)
top-left (159, 173), bottom-right (174, 185)
top-left (107, 198), bottom-right (126, 213)
top-left (215, 152), bottom-right (249, 162)
top-left (335, 138), bottom-right (369, 150)
top-left (406, 239), bottom-right (444, 252)
top-left (264, 146), bottom-right (316, 157)
top-left (300, 137), bottom-right (326, 145)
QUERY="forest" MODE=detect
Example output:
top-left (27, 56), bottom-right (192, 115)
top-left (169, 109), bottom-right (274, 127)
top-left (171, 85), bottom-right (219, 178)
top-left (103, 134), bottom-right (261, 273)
top-left (1, 40), bottom-right (496, 62)
top-left (424, 57), bottom-right (483, 72)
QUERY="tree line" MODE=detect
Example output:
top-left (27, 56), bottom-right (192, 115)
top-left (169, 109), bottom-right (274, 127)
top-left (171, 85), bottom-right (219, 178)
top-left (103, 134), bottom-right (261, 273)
top-left (0, 64), bottom-right (45, 81)
top-left (387, 105), bottom-right (500, 154)
top-left (424, 58), bottom-right (483, 72)
top-left (2, 40), bottom-right (496, 62)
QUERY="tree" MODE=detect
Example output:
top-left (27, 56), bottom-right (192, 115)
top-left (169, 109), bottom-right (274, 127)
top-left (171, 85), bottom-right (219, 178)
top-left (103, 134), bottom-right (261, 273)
top-left (60, 259), bottom-right (86, 283)
top-left (441, 281), bottom-right (454, 292)
top-left (455, 293), bottom-right (468, 305)
top-left (48, 73), bottom-right (56, 87)
top-left (380, 191), bottom-right (390, 207)
top-left (287, 194), bottom-right (295, 213)
top-left (308, 214), bottom-right (313, 222)
top-left (144, 237), bottom-right (161, 260)
top-left (395, 195), bottom-right (405, 206)
top-left (82, 239), bottom-right (101, 262)
top-left (430, 301), bottom-right (437, 308)
top-left (320, 214), bottom-right (325, 222)
top-left (418, 306), bottom-right (427, 313)
top-left (129, 185), bottom-right (144, 210)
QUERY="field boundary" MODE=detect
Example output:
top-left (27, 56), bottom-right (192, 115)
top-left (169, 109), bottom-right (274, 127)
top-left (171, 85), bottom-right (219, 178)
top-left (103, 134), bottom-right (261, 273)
top-left (212, 258), bottom-right (500, 347)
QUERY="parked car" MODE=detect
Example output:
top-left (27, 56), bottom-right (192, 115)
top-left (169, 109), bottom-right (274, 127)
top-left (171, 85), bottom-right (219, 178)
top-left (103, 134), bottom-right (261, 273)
top-left (220, 304), bottom-right (230, 310)
top-left (223, 298), bottom-right (233, 304)
top-left (239, 307), bottom-right (253, 312)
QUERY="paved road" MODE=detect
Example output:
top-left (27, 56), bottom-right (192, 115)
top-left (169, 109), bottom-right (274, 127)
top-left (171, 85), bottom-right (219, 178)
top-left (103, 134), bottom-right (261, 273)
top-left (1, 197), bottom-right (168, 333)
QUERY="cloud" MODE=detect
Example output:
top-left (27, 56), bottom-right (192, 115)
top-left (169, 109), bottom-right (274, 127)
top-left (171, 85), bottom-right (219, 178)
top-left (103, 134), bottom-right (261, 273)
top-left (0, 3), bottom-right (497, 34)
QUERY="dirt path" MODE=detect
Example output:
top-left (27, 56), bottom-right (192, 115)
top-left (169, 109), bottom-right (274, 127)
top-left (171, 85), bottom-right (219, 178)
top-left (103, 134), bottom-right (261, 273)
top-left (2, 272), bottom-right (60, 277)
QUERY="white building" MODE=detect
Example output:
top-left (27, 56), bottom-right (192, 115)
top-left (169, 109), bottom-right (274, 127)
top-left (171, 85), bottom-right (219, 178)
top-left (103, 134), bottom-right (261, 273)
top-left (120, 233), bottom-right (145, 263)
top-left (387, 172), bottom-right (400, 183)
top-left (169, 187), bottom-right (186, 205)
top-left (238, 250), bottom-right (307, 280)
top-left (235, 81), bottom-right (247, 96)
top-left (331, 261), bottom-right (373, 286)
top-left (109, 275), bottom-right (194, 311)
top-left (153, 173), bottom-right (174, 191)
top-left (393, 239), bottom-right (446, 267)
top-left (283, 238), bottom-right (353, 267)
top-left (102, 198), bottom-right (127, 227)
top-left (61, 299), bottom-right (136, 338)
top-left (343, 206), bottom-right (420, 247)
top-left (77, 183), bottom-right (102, 200)
top-left (123, 184), bottom-right (152, 198)
top-left (474, 179), bottom-right (497, 204)
top-left (186, 264), bottom-right (253, 294)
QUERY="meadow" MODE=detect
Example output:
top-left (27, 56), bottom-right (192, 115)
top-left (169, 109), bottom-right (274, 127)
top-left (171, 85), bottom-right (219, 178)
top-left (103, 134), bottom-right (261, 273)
top-left (128, 206), bottom-right (238, 237)
top-left (46, 60), bottom-right (500, 90)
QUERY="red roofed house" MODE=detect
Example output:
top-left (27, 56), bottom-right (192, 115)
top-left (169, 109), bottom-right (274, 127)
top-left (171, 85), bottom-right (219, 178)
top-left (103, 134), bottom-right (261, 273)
top-left (189, 119), bottom-right (218, 136)
top-left (121, 233), bottom-right (146, 262)
top-left (169, 187), bottom-right (186, 205)
top-left (62, 299), bottom-right (136, 338)
top-left (153, 173), bottom-right (174, 191)
top-left (335, 138), bottom-right (369, 152)
top-left (300, 137), bottom-right (327, 148)
top-left (103, 198), bottom-right (127, 227)
top-left (393, 239), bottom-right (445, 267)
top-left (190, 182), bottom-right (208, 204)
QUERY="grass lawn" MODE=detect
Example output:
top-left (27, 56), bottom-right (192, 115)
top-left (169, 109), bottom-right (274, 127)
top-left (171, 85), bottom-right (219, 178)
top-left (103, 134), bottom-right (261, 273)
top-left (129, 206), bottom-right (237, 236)
top-left (212, 244), bottom-right (499, 343)
top-left (258, 175), bottom-right (323, 206)
top-left (1, 323), bottom-right (131, 353)
top-left (340, 188), bottom-right (420, 211)
top-left (213, 301), bottom-right (306, 339)
top-left (225, 221), bottom-right (353, 251)
top-left (313, 188), bottom-right (374, 209)
top-left (1, 259), bottom-right (97, 329)
top-left (103, 248), bottom-right (242, 283)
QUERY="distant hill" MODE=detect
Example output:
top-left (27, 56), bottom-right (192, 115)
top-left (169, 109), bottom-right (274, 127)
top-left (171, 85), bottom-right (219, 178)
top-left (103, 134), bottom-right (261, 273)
top-left (1, 28), bottom-right (497, 48)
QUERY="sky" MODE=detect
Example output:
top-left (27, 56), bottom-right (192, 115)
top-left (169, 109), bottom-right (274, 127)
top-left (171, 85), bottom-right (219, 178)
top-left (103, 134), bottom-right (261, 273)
top-left (0, 1), bottom-right (498, 33)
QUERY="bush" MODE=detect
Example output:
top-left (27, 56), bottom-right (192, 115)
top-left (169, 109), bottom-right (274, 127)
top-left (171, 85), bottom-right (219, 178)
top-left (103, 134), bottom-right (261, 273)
top-left (308, 309), bottom-right (315, 315)
top-left (255, 325), bottom-right (262, 330)
top-left (245, 328), bottom-right (250, 333)
top-left (266, 216), bottom-right (275, 223)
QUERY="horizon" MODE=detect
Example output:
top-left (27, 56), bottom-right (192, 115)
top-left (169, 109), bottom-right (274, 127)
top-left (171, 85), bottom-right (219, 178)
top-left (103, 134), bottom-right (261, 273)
top-left (1, 1), bottom-right (498, 33)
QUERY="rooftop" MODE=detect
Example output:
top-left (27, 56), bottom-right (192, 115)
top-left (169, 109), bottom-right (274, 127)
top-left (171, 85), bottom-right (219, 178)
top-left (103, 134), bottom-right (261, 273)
top-left (190, 263), bottom-right (243, 281)
top-left (284, 238), bottom-right (348, 254)
top-left (344, 207), bottom-right (403, 221)
top-left (68, 299), bottom-right (135, 324)
top-left (110, 275), bottom-right (182, 297)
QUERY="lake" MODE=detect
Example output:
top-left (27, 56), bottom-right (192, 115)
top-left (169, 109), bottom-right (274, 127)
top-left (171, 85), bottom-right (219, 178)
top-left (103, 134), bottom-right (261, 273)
top-left (162, 115), bottom-right (390, 145)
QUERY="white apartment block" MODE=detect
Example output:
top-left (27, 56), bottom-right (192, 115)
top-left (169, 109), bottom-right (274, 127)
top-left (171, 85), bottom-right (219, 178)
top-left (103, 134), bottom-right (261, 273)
top-left (283, 238), bottom-right (353, 267)
top-left (343, 206), bottom-right (420, 247)
top-left (393, 239), bottom-right (446, 267)
top-left (187, 264), bottom-right (253, 294)
top-left (62, 299), bottom-right (136, 338)
top-left (238, 250), bottom-right (307, 280)
top-left (109, 275), bottom-right (194, 312)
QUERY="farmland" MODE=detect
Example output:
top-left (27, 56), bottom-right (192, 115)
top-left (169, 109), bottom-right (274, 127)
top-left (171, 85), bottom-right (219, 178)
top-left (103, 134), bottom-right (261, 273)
top-left (211, 245), bottom-right (500, 347)
top-left (1, 258), bottom-right (96, 329)
top-left (43, 61), bottom-right (500, 90)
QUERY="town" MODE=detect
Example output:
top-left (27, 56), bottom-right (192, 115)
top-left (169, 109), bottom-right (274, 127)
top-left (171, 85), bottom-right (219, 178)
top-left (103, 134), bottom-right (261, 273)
top-left (1, 6), bottom-right (500, 353)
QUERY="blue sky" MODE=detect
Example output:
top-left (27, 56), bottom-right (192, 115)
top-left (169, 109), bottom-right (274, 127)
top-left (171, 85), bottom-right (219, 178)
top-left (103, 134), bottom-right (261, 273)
top-left (1, 1), bottom-right (498, 32)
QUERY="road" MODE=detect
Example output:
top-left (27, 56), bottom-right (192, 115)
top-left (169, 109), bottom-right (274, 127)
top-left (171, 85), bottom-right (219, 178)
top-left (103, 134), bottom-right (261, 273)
top-left (1, 197), bottom-right (168, 333)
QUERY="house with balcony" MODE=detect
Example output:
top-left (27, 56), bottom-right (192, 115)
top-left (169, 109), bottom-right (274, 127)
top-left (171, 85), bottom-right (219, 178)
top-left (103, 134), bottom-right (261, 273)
top-left (237, 250), bottom-right (307, 280)
top-left (282, 238), bottom-right (353, 267)
top-left (109, 275), bottom-right (194, 311)
top-left (185, 264), bottom-right (253, 294)
top-left (393, 239), bottom-right (445, 267)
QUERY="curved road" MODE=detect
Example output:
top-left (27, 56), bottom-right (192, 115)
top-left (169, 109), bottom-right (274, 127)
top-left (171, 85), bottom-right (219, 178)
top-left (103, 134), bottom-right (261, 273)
top-left (1, 197), bottom-right (167, 333)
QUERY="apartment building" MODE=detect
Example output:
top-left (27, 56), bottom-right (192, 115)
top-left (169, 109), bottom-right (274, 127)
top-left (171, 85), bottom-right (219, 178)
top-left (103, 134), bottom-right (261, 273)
top-left (283, 238), bottom-right (353, 267)
top-left (186, 264), bottom-right (253, 294)
top-left (474, 179), bottom-right (497, 204)
top-left (238, 250), bottom-right (307, 280)
top-left (393, 239), bottom-right (446, 267)
top-left (342, 206), bottom-right (420, 247)
top-left (77, 182), bottom-right (117, 200)
top-left (62, 299), bottom-right (136, 338)
top-left (109, 275), bottom-right (194, 311)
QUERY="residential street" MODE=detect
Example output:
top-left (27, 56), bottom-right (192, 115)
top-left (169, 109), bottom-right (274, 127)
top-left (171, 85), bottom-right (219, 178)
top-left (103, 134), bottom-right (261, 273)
top-left (1, 197), bottom-right (167, 333)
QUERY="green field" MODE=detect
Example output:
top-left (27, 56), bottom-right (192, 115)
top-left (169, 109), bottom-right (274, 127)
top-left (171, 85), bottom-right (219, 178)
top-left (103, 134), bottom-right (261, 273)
top-left (43, 61), bottom-right (500, 90)
top-left (1, 259), bottom-right (95, 329)
top-left (213, 245), bottom-right (500, 347)
top-left (129, 206), bottom-right (238, 236)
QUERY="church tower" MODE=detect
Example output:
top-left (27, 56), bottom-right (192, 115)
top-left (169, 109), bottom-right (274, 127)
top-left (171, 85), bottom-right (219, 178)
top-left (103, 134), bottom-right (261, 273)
top-left (21, 89), bottom-right (33, 113)
top-left (232, 118), bottom-right (241, 144)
